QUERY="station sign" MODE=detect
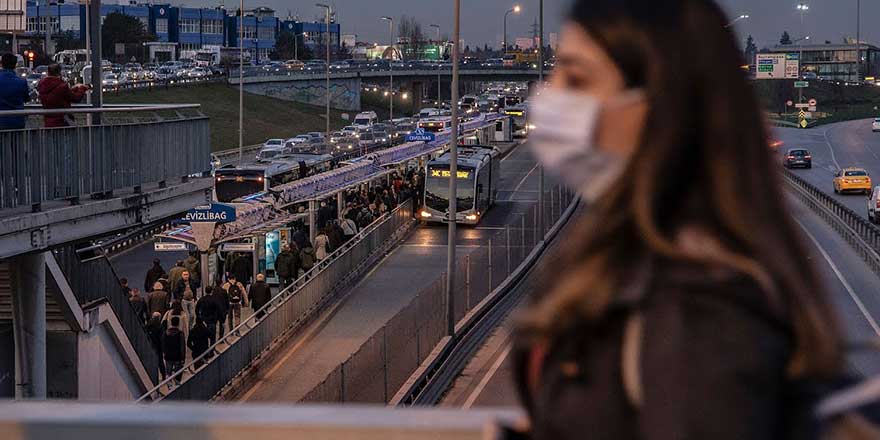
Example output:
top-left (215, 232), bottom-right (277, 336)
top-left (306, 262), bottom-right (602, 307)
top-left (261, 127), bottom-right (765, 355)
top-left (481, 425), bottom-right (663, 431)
top-left (183, 203), bottom-right (236, 223)
top-left (221, 242), bottom-right (256, 252)
top-left (406, 128), bottom-right (436, 143)
top-left (154, 242), bottom-right (188, 252)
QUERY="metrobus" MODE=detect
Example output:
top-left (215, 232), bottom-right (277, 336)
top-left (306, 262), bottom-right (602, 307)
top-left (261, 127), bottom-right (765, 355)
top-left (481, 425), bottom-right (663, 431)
top-left (213, 153), bottom-right (335, 202)
top-left (420, 145), bottom-right (500, 225)
top-left (418, 116), bottom-right (453, 133)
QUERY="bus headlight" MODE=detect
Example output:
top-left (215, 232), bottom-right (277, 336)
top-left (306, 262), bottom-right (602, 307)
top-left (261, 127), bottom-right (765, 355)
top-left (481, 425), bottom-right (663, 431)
top-left (465, 214), bottom-right (478, 221)
top-left (420, 211), bottom-right (432, 218)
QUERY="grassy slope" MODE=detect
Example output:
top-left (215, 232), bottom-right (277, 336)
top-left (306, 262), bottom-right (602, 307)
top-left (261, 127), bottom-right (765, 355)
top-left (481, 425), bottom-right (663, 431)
top-left (105, 82), bottom-right (351, 152)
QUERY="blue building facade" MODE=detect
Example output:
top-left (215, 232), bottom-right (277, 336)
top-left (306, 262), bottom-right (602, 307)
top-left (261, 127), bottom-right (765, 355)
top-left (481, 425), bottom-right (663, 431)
top-left (23, 2), bottom-right (339, 62)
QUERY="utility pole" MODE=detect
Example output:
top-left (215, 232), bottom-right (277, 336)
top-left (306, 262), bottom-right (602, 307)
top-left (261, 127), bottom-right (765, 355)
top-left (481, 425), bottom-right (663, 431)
top-left (381, 16), bottom-right (394, 120)
top-left (857, 0), bottom-right (861, 81)
top-left (430, 24), bottom-right (441, 104)
top-left (446, 0), bottom-right (461, 338)
top-left (88, 0), bottom-right (101, 124)
top-left (537, 0), bottom-right (544, 237)
top-left (317, 4), bottom-right (331, 137)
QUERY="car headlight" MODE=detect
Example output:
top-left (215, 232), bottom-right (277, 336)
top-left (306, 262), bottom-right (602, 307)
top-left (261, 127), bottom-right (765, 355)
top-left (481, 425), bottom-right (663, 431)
top-left (420, 211), bottom-right (432, 218)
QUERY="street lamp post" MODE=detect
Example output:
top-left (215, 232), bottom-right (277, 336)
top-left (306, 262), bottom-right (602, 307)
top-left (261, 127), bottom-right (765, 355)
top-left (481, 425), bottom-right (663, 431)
top-left (857, 0), bottom-right (861, 82)
top-left (537, 0), bottom-right (544, 238)
top-left (502, 5), bottom-right (520, 53)
top-left (317, 3), bottom-right (331, 137)
top-left (381, 16), bottom-right (394, 120)
top-left (238, 2), bottom-right (244, 163)
top-left (447, 0), bottom-right (461, 338)
top-left (430, 24), bottom-right (441, 104)
top-left (796, 3), bottom-right (809, 103)
top-left (724, 14), bottom-right (749, 28)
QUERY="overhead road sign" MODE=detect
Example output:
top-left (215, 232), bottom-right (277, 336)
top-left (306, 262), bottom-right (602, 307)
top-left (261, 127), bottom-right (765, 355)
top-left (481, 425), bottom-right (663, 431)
top-left (795, 81), bottom-right (809, 88)
top-left (757, 54), bottom-right (799, 80)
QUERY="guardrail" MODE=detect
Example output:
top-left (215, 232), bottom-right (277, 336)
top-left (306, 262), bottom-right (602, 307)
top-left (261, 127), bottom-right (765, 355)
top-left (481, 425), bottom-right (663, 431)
top-left (301, 184), bottom-right (577, 404)
top-left (138, 199), bottom-right (416, 401)
top-left (783, 169), bottom-right (880, 278)
top-left (100, 75), bottom-right (225, 94)
top-left (0, 104), bottom-right (210, 210)
top-left (229, 66), bottom-right (542, 83)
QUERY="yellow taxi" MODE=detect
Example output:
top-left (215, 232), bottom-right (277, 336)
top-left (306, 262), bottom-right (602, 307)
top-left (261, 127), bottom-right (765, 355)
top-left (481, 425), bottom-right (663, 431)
top-left (833, 168), bottom-right (873, 195)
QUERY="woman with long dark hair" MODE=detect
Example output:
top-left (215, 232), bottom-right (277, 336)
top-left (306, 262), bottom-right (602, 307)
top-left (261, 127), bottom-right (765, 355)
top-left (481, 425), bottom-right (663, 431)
top-left (516, 0), bottom-right (841, 438)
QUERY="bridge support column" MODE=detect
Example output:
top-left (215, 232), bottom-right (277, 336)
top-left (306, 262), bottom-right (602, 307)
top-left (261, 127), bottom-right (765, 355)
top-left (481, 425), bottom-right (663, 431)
top-left (10, 252), bottom-right (47, 400)
top-left (410, 81), bottom-right (424, 114)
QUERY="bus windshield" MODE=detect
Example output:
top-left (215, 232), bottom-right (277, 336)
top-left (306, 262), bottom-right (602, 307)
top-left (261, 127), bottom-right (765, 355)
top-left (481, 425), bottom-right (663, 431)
top-left (214, 170), bottom-right (266, 202)
top-left (425, 165), bottom-right (476, 213)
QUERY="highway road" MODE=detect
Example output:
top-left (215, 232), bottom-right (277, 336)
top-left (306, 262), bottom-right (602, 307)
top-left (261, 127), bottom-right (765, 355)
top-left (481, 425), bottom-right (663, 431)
top-left (238, 140), bottom-right (552, 402)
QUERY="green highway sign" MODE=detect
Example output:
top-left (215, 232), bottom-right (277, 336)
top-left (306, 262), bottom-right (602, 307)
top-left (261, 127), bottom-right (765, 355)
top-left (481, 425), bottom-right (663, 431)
top-left (758, 65), bottom-right (774, 72)
top-left (794, 81), bottom-right (809, 88)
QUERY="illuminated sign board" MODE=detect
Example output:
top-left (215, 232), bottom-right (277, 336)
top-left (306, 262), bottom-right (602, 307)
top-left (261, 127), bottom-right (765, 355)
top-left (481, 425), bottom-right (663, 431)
top-left (430, 169), bottom-right (471, 179)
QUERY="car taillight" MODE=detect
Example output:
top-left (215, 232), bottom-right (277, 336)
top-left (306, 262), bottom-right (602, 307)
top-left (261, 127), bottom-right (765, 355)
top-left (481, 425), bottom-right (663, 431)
top-left (805, 155), bottom-right (812, 159)
top-left (787, 156), bottom-right (795, 159)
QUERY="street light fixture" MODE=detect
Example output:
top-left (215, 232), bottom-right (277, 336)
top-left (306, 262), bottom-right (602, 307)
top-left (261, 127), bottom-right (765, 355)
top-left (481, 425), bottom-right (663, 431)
top-left (796, 3), bottom-right (809, 102)
top-left (316, 3), bottom-right (331, 137)
top-left (381, 16), bottom-right (394, 120)
top-left (503, 5), bottom-right (521, 52)
top-left (724, 14), bottom-right (750, 28)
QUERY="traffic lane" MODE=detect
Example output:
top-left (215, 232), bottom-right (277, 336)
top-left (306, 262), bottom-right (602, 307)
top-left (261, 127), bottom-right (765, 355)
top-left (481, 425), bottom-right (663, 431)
top-left (788, 196), bottom-right (880, 376)
top-left (242, 140), bottom-right (546, 402)
top-left (110, 241), bottom-right (188, 292)
top-left (775, 121), bottom-right (878, 217)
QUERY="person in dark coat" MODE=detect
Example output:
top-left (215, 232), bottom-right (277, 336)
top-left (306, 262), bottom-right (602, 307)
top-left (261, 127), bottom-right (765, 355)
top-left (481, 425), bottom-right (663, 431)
top-left (248, 273), bottom-right (272, 319)
top-left (37, 63), bottom-right (88, 127)
top-left (187, 318), bottom-right (212, 368)
top-left (144, 259), bottom-right (167, 293)
top-left (511, 2), bottom-right (843, 439)
top-left (195, 286), bottom-right (221, 346)
top-left (274, 245), bottom-right (297, 287)
top-left (145, 312), bottom-right (167, 379)
top-left (129, 288), bottom-right (148, 325)
top-left (230, 253), bottom-right (252, 286)
top-left (161, 316), bottom-right (186, 384)
top-left (0, 53), bottom-right (29, 130)
top-left (147, 282), bottom-right (170, 316)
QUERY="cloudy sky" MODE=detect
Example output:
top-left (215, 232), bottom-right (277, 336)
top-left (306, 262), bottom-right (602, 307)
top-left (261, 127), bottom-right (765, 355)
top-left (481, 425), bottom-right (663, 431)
top-left (170, 0), bottom-right (871, 49)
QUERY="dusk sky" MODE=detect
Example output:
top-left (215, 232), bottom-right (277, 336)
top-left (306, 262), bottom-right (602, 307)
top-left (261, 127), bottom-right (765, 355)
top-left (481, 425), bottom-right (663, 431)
top-left (171, 1), bottom-right (872, 49)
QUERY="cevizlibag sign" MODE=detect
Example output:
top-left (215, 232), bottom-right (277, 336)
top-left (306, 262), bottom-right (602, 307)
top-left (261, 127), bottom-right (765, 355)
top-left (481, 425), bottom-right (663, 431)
top-left (183, 204), bottom-right (236, 223)
top-left (406, 127), bottom-right (436, 142)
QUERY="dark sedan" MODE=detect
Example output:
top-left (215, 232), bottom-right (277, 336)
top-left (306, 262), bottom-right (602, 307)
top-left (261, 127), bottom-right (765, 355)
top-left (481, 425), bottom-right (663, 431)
top-left (783, 148), bottom-right (812, 169)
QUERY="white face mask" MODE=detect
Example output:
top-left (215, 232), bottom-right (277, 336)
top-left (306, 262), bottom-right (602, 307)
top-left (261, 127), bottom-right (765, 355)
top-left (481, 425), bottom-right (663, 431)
top-left (528, 87), bottom-right (645, 202)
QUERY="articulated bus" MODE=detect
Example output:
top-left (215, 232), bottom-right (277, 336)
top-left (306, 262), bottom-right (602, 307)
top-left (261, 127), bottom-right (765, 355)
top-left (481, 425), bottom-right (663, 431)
top-left (420, 145), bottom-right (500, 225)
top-left (213, 153), bottom-right (334, 202)
top-left (418, 117), bottom-right (453, 133)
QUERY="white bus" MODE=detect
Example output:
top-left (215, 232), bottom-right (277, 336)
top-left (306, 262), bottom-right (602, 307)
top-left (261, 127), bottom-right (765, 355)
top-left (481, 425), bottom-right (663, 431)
top-left (420, 145), bottom-right (500, 225)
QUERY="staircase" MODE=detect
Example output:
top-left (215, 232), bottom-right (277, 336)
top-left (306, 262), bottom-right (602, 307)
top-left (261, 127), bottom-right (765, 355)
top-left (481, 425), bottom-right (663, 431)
top-left (0, 262), bottom-right (67, 328)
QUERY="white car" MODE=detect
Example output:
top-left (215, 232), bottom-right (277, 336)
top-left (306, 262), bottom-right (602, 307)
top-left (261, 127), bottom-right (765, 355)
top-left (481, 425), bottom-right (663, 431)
top-left (869, 186), bottom-right (880, 223)
top-left (873, 118), bottom-right (880, 132)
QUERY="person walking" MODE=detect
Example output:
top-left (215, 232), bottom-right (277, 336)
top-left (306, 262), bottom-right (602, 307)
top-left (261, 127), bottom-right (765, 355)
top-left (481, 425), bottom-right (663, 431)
top-left (248, 273), bottom-right (272, 319)
top-left (187, 318), bottom-right (212, 368)
top-left (221, 274), bottom-right (247, 330)
top-left (183, 251), bottom-right (201, 285)
top-left (161, 316), bottom-right (186, 384)
top-left (195, 286), bottom-right (222, 346)
top-left (340, 215), bottom-right (358, 243)
top-left (144, 259), bottom-right (167, 293)
top-left (275, 244), bottom-right (297, 287)
top-left (37, 63), bottom-right (89, 127)
top-left (298, 241), bottom-right (317, 274)
top-left (230, 253), bottom-right (252, 287)
top-left (314, 228), bottom-right (331, 261)
top-left (162, 300), bottom-right (189, 341)
top-left (172, 270), bottom-right (200, 326)
top-left (0, 53), bottom-right (29, 130)
top-left (129, 288), bottom-right (148, 325)
top-left (147, 282), bottom-right (170, 316)
top-left (512, 1), bottom-right (842, 439)
top-left (168, 260), bottom-right (186, 289)
top-left (145, 312), bottom-right (166, 379)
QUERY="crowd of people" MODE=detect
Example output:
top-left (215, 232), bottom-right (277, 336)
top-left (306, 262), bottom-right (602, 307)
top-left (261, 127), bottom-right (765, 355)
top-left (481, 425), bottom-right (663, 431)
top-left (126, 255), bottom-right (273, 382)
top-left (0, 54), bottom-right (90, 130)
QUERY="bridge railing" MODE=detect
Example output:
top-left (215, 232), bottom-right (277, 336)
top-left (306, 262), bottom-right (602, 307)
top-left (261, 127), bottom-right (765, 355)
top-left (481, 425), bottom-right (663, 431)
top-left (0, 104), bottom-right (210, 211)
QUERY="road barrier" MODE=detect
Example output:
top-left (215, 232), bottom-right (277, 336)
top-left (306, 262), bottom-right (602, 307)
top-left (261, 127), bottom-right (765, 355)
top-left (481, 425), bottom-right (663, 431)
top-left (301, 185), bottom-right (577, 404)
top-left (783, 168), bottom-right (880, 278)
top-left (0, 104), bottom-right (210, 210)
top-left (138, 199), bottom-right (416, 401)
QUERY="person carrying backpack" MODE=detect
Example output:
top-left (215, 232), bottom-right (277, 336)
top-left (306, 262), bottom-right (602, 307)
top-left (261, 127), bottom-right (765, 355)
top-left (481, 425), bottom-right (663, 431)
top-left (299, 242), bottom-right (317, 273)
top-left (221, 275), bottom-right (247, 330)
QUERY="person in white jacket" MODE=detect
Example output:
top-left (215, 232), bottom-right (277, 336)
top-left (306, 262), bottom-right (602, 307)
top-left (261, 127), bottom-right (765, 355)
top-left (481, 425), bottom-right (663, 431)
top-left (314, 229), bottom-right (331, 261)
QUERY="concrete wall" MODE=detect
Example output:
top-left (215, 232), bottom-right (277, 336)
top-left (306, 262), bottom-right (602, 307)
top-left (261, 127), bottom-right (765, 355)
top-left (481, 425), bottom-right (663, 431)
top-left (242, 77), bottom-right (362, 112)
top-left (0, 325), bottom-right (13, 398)
top-left (77, 323), bottom-right (143, 401)
top-left (47, 331), bottom-right (77, 399)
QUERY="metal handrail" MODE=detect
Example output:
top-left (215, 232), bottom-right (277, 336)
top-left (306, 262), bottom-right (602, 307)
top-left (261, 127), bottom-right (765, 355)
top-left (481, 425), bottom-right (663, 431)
top-left (0, 103), bottom-right (201, 116)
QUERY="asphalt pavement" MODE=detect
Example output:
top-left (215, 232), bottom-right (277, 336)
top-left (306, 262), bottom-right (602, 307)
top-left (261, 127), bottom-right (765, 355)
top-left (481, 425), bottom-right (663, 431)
top-left (239, 140), bottom-right (549, 402)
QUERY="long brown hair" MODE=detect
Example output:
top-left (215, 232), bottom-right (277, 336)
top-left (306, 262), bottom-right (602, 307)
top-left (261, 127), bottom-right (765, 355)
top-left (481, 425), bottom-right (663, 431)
top-left (523, 0), bottom-right (840, 377)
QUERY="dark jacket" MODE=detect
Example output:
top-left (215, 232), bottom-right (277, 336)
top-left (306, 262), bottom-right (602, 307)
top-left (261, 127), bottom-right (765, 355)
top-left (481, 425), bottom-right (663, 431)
top-left (248, 281), bottom-right (272, 312)
top-left (275, 250), bottom-right (296, 279)
top-left (0, 69), bottom-right (29, 130)
top-left (147, 289), bottom-right (170, 316)
top-left (144, 264), bottom-right (167, 292)
top-left (231, 255), bottom-right (252, 285)
top-left (161, 327), bottom-right (186, 362)
top-left (183, 255), bottom-right (201, 283)
top-left (187, 322), bottom-right (212, 358)
top-left (129, 294), bottom-right (148, 324)
top-left (516, 258), bottom-right (800, 440)
top-left (37, 76), bottom-right (86, 127)
top-left (146, 316), bottom-right (164, 352)
top-left (195, 294), bottom-right (221, 323)
top-left (172, 278), bottom-right (201, 302)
